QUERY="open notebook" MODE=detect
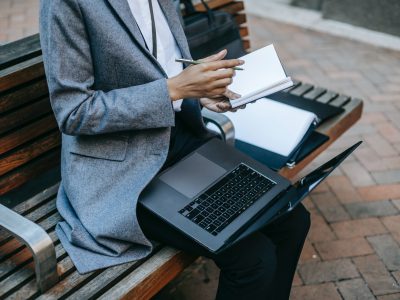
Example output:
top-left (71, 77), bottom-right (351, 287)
top-left (229, 44), bottom-right (293, 108)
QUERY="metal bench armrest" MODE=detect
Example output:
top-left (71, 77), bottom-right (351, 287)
top-left (0, 204), bottom-right (58, 292)
top-left (202, 108), bottom-right (235, 145)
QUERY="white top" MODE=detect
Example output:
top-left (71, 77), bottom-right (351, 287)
top-left (127, 0), bottom-right (183, 111)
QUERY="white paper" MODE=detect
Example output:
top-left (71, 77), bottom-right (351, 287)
top-left (223, 98), bottom-right (317, 157)
top-left (229, 44), bottom-right (292, 108)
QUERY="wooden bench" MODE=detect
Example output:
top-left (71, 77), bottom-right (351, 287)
top-left (0, 3), bottom-right (362, 300)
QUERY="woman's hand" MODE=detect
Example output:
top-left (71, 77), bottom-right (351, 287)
top-left (200, 89), bottom-right (246, 113)
top-left (167, 49), bottom-right (244, 101)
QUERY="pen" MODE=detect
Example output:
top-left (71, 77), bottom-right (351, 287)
top-left (175, 58), bottom-right (244, 71)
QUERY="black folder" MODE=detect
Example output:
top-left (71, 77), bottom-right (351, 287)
top-left (268, 91), bottom-right (344, 123)
top-left (235, 131), bottom-right (329, 170)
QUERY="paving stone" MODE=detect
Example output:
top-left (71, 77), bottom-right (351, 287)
top-left (290, 283), bottom-right (342, 300)
top-left (363, 134), bottom-right (398, 157)
top-left (292, 271), bottom-right (303, 287)
top-left (345, 200), bottom-right (398, 219)
top-left (368, 235), bottom-right (400, 271)
top-left (381, 215), bottom-right (400, 244)
top-left (377, 122), bottom-right (400, 144)
top-left (353, 255), bottom-right (400, 296)
top-left (358, 184), bottom-right (400, 202)
top-left (331, 218), bottom-right (387, 239)
top-left (337, 278), bottom-right (375, 300)
top-left (340, 160), bottom-right (376, 187)
top-left (377, 294), bottom-right (400, 300)
top-left (314, 237), bottom-right (374, 260)
top-left (308, 209), bottom-right (336, 242)
top-left (327, 176), bottom-right (363, 204)
top-left (299, 239), bottom-right (320, 263)
top-left (298, 259), bottom-right (359, 284)
top-left (372, 170), bottom-right (400, 185)
top-left (393, 199), bottom-right (400, 211)
top-left (393, 271), bottom-right (400, 286)
top-left (311, 191), bottom-right (350, 222)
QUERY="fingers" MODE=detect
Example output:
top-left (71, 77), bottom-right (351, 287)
top-left (216, 101), bottom-right (232, 112)
top-left (199, 49), bottom-right (227, 63)
top-left (212, 78), bottom-right (233, 89)
top-left (204, 59), bottom-right (245, 71)
top-left (213, 68), bottom-right (236, 80)
top-left (223, 89), bottom-right (241, 100)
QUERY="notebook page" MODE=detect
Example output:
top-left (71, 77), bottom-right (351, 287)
top-left (229, 44), bottom-right (288, 106)
top-left (223, 98), bottom-right (317, 157)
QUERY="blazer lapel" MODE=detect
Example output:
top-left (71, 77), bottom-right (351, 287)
top-left (106, 0), bottom-right (167, 75)
top-left (158, 0), bottom-right (192, 59)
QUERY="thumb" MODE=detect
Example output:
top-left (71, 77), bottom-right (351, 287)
top-left (199, 49), bottom-right (228, 63)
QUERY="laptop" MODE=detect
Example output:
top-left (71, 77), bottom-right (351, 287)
top-left (139, 138), bottom-right (361, 253)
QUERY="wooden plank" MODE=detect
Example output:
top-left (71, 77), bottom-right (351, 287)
top-left (243, 39), bottom-right (250, 50)
top-left (0, 131), bottom-right (61, 176)
top-left (0, 34), bottom-right (41, 71)
top-left (0, 114), bottom-right (58, 156)
top-left (279, 98), bottom-right (363, 179)
top-left (235, 13), bottom-right (247, 25)
top-left (240, 26), bottom-right (249, 38)
top-left (195, 0), bottom-right (233, 11)
top-left (0, 56), bottom-right (44, 92)
top-left (316, 90), bottom-right (338, 104)
top-left (0, 78), bottom-right (48, 113)
top-left (329, 95), bottom-right (350, 107)
top-left (99, 247), bottom-right (197, 300)
top-left (218, 1), bottom-right (244, 15)
top-left (290, 83), bottom-right (313, 97)
top-left (303, 87), bottom-right (326, 100)
top-left (0, 149), bottom-right (60, 196)
top-left (0, 97), bottom-right (52, 135)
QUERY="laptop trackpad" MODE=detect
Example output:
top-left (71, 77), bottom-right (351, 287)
top-left (160, 153), bottom-right (226, 199)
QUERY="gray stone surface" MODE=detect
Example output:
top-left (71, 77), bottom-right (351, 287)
top-left (368, 235), bottom-right (400, 271)
top-left (298, 259), bottom-right (359, 284)
top-left (345, 200), bottom-right (398, 219)
top-left (291, 0), bottom-right (323, 10)
top-left (337, 278), bottom-right (375, 300)
top-left (322, 0), bottom-right (400, 37)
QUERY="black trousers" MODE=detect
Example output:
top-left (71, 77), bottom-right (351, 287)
top-left (137, 116), bottom-right (310, 300)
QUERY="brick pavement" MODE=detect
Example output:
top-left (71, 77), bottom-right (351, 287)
top-left (2, 2), bottom-right (400, 300)
top-left (155, 14), bottom-right (400, 300)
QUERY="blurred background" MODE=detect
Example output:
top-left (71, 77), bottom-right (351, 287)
top-left (1, 0), bottom-right (400, 299)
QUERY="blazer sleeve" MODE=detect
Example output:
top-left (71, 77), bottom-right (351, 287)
top-left (39, 0), bottom-right (175, 136)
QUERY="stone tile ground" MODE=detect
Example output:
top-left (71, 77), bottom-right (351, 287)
top-left (2, 2), bottom-right (400, 300)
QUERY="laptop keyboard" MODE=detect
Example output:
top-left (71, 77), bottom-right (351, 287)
top-left (178, 163), bottom-right (276, 236)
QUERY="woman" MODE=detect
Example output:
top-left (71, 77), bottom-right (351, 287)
top-left (40, 0), bottom-right (310, 298)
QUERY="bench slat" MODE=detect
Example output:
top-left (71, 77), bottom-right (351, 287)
top-left (290, 83), bottom-right (313, 97)
top-left (0, 97), bottom-right (52, 136)
top-left (329, 95), bottom-right (350, 107)
top-left (0, 56), bottom-right (44, 92)
top-left (99, 247), bottom-right (197, 300)
top-left (218, 1), bottom-right (244, 15)
top-left (0, 34), bottom-right (41, 71)
top-left (0, 78), bottom-right (48, 114)
top-left (0, 149), bottom-right (60, 196)
top-left (0, 131), bottom-right (60, 176)
top-left (0, 114), bottom-right (58, 156)
top-left (315, 90), bottom-right (338, 104)
top-left (303, 87), bottom-right (326, 100)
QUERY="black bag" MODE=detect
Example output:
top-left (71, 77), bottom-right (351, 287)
top-left (181, 0), bottom-right (245, 60)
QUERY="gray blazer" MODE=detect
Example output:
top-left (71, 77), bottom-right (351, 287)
top-left (40, 0), bottom-right (209, 273)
